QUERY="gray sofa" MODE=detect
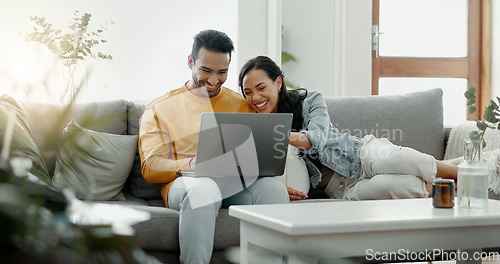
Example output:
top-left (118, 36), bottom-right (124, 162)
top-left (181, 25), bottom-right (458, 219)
top-left (16, 88), bottom-right (499, 263)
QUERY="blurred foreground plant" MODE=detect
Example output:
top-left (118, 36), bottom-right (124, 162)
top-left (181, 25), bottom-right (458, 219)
top-left (0, 157), bottom-right (159, 263)
top-left (1, 33), bottom-right (157, 263)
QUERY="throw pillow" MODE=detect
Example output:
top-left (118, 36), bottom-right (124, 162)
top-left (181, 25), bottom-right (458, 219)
top-left (0, 94), bottom-right (51, 184)
top-left (275, 145), bottom-right (310, 194)
top-left (53, 120), bottom-right (138, 201)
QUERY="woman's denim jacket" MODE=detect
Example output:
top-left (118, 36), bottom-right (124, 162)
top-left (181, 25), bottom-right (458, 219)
top-left (299, 91), bottom-right (363, 187)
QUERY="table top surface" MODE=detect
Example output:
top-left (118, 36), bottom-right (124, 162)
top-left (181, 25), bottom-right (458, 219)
top-left (229, 199), bottom-right (500, 235)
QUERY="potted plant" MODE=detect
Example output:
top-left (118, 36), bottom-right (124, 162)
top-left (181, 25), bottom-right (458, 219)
top-left (458, 87), bottom-right (500, 208)
top-left (23, 11), bottom-right (113, 103)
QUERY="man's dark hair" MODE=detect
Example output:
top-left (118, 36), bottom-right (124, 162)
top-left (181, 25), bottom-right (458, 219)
top-left (191, 29), bottom-right (235, 62)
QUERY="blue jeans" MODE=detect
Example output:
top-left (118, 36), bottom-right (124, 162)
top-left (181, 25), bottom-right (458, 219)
top-left (168, 176), bottom-right (289, 264)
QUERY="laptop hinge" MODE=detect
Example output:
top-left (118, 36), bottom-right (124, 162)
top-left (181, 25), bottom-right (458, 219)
top-left (236, 165), bottom-right (247, 189)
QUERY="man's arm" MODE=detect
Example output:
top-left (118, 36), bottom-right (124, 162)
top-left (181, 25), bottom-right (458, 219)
top-left (139, 107), bottom-right (192, 184)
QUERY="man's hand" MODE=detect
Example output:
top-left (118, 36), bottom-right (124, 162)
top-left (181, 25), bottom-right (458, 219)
top-left (287, 187), bottom-right (307, 201)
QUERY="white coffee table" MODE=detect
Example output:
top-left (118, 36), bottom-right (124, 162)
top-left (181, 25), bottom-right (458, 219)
top-left (229, 199), bottom-right (500, 264)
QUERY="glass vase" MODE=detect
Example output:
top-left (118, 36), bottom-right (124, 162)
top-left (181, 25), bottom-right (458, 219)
top-left (457, 139), bottom-right (489, 208)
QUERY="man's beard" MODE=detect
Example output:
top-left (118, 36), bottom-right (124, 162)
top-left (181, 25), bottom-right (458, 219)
top-left (191, 74), bottom-right (221, 98)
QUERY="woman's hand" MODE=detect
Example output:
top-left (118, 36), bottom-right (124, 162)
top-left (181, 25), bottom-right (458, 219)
top-left (289, 132), bottom-right (312, 150)
top-left (287, 187), bottom-right (308, 201)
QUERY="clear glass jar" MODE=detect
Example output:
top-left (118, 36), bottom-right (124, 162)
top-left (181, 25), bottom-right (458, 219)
top-left (457, 139), bottom-right (489, 208)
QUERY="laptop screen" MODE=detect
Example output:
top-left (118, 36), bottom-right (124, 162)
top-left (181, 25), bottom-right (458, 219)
top-left (195, 112), bottom-right (293, 178)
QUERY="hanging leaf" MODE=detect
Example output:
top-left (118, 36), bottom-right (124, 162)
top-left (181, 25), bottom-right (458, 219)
top-left (476, 121), bottom-right (487, 131)
top-left (491, 100), bottom-right (498, 109)
top-left (469, 130), bottom-right (480, 141)
top-left (282, 51), bottom-right (296, 65)
top-left (468, 106), bottom-right (476, 114)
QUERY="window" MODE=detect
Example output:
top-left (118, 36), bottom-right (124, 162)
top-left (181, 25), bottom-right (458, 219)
top-left (372, 0), bottom-right (492, 126)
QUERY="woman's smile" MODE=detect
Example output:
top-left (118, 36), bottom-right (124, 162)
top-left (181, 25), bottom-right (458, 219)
top-left (242, 69), bottom-right (281, 113)
top-left (255, 100), bottom-right (268, 111)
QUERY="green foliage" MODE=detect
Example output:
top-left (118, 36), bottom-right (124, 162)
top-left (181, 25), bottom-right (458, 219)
top-left (281, 51), bottom-right (298, 89)
top-left (465, 86), bottom-right (500, 160)
top-left (23, 11), bottom-right (113, 103)
top-left (465, 86), bottom-right (476, 114)
top-left (281, 51), bottom-right (296, 65)
top-left (24, 11), bottom-right (112, 67)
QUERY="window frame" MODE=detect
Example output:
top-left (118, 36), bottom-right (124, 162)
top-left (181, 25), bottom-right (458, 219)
top-left (371, 0), bottom-right (492, 120)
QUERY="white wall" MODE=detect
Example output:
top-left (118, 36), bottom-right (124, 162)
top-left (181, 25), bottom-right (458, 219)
top-left (282, 0), bottom-right (372, 97)
top-left (236, 0), bottom-right (281, 76)
top-left (282, 0), bottom-right (336, 96)
top-left (0, 0), bottom-right (243, 104)
top-left (340, 0), bottom-right (372, 96)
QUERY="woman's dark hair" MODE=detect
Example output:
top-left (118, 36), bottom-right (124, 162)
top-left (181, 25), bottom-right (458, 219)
top-left (191, 29), bottom-right (234, 62)
top-left (238, 56), bottom-right (307, 131)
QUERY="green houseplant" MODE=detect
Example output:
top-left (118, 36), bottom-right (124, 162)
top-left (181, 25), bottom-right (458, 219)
top-left (458, 87), bottom-right (500, 207)
top-left (24, 11), bottom-right (113, 103)
top-left (464, 87), bottom-right (500, 156)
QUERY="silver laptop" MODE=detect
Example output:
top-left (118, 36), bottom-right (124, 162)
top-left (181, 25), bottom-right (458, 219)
top-left (179, 112), bottom-right (292, 188)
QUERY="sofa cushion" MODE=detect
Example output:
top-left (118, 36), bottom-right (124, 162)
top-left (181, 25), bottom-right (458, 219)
top-left (123, 150), bottom-right (164, 200)
top-left (147, 199), bottom-right (166, 207)
top-left (127, 101), bottom-right (146, 135)
top-left (19, 100), bottom-right (129, 175)
top-left (0, 95), bottom-right (50, 184)
top-left (123, 101), bottom-right (164, 200)
top-left (323, 88), bottom-right (444, 160)
top-left (275, 145), bottom-right (310, 194)
top-left (53, 120), bottom-right (138, 201)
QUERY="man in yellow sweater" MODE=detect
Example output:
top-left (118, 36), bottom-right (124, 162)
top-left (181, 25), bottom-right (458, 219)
top-left (139, 29), bottom-right (289, 264)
